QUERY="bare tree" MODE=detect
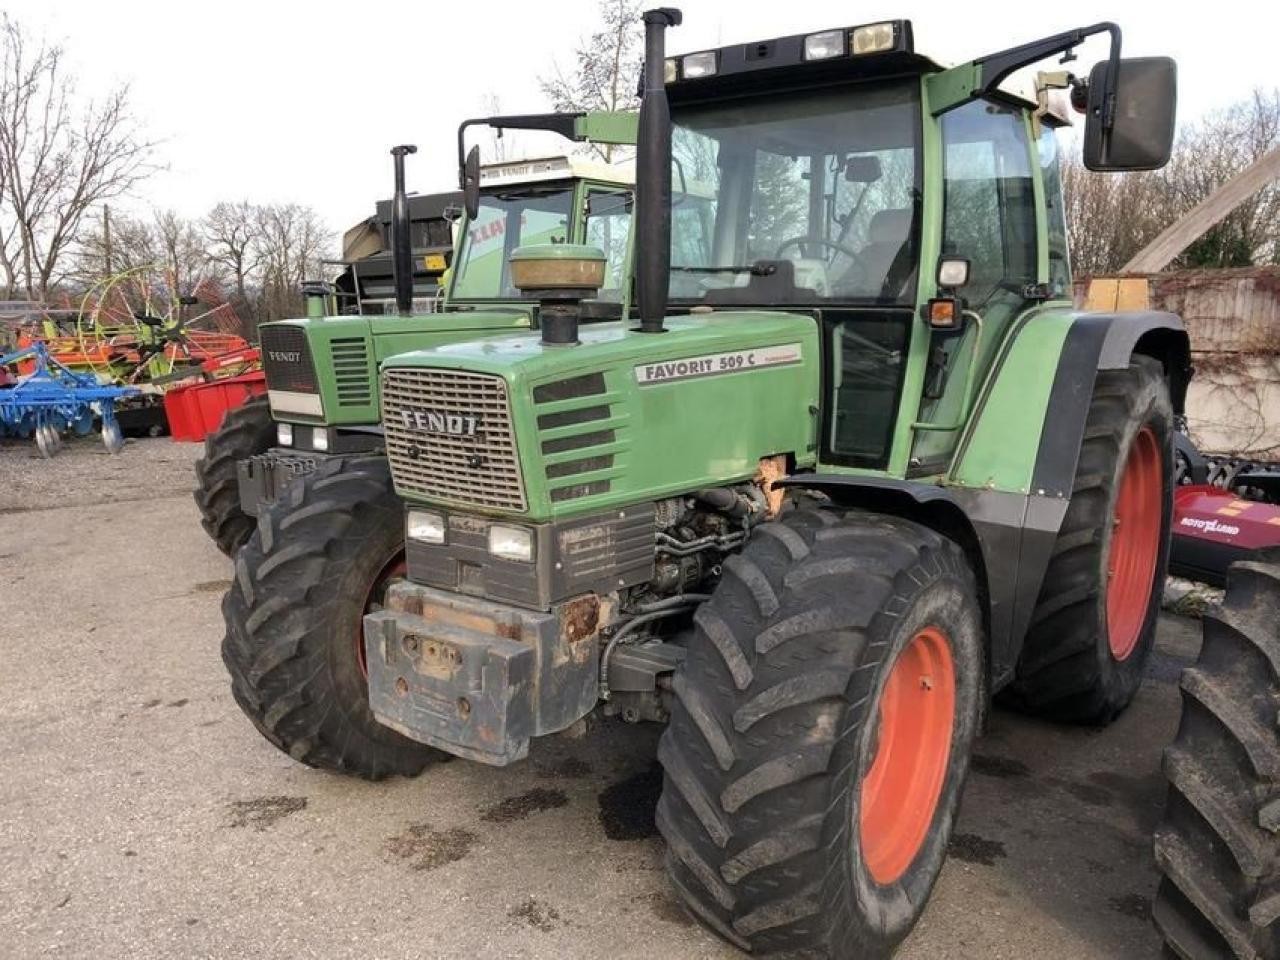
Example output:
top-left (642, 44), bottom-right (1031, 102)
top-left (204, 201), bottom-right (261, 314)
top-left (480, 92), bottom-right (510, 162)
top-left (539, 0), bottom-right (642, 162)
top-left (77, 208), bottom-right (225, 322)
top-left (1063, 87), bottom-right (1280, 275)
top-left (254, 203), bottom-right (331, 322)
top-left (1169, 89), bottom-right (1280, 267)
top-left (0, 14), bottom-right (157, 300)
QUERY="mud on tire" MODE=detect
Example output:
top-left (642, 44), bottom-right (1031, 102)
top-left (1153, 554), bottom-right (1280, 959)
top-left (221, 455), bottom-right (438, 780)
top-left (194, 395), bottom-right (274, 555)
top-left (1007, 357), bottom-right (1174, 724)
top-left (657, 507), bottom-right (984, 957)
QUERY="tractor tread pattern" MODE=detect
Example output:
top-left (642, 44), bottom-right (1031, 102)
top-left (220, 455), bottom-right (436, 781)
top-left (658, 506), bottom-right (974, 956)
top-left (193, 395), bottom-right (274, 555)
top-left (1154, 553), bottom-right (1280, 960)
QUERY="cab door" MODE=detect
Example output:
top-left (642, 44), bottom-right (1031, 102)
top-left (909, 99), bottom-right (1042, 473)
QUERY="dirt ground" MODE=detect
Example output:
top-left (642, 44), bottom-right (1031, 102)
top-left (0, 436), bottom-right (1194, 959)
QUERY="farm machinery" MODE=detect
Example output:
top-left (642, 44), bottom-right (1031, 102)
top-left (1170, 428), bottom-right (1280, 585)
top-left (0, 340), bottom-right (137, 456)
top-left (193, 110), bottom-right (637, 554)
top-left (215, 9), bottom-right (1231, 957)
top-left (330, 189), bottom-right (462, 315)
top-left (1, 286), bottom-right (261, 447)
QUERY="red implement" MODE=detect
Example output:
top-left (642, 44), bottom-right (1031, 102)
top-left (1169, 485), bottom-right (1280, 586)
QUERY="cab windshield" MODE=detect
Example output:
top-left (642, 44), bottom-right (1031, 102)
top-left (450, 186), bottom-right (573, 300)
top-left (669, 81), bottom-right (921, 305)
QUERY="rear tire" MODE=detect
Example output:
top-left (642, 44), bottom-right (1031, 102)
top-left (194, 395), bottom-right (273, 555)
top-left (658, 508), bottom-right (984, 957)
top-left (221, 455), bottom-right (438, 780)
top-left (1007, 358), bottom-right (1174, 723)
top-left (1153, 555), bottom-right (1280, 959)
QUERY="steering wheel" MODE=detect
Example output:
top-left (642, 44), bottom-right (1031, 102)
top-left (773, 236), bottom-right (860, 263)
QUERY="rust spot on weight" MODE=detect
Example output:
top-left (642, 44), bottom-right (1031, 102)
top-left (560, 594), bottom-right (600, 643)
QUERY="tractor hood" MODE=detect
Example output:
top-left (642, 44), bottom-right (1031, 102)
top-left (379, 311), bottom-right (821, 521)
top-left (260, 308), bottom-right (532, 426)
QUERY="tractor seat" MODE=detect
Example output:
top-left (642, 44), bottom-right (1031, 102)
top-left (837, 208), bottom-right (912, 297)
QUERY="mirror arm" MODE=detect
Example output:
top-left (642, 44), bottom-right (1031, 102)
top-left (975, 21), bottom-right (1121, 127)
top-left (455, 112), bottom-right (586, 186)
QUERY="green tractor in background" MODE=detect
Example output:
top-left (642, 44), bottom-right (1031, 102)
top-left (193, 111), bottom-right (637, 554)
top-left (222, 10), bottom-right (1198, 957)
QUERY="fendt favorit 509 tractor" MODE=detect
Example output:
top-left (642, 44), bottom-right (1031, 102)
top-left (224, 11), bottom-right (1192, 957)
top-left (194, 111), bottom-right (637, 554)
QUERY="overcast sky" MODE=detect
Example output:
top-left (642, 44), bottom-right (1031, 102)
top-left (7, 0), bottom-right (1279, 241)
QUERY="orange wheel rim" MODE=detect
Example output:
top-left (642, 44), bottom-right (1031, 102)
top-left (859, 626), bottom-right (956, 886)
top-left (1106, 426), bottom-right (1162, 661)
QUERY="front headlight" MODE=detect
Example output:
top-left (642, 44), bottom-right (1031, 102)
top-left (407, 510), bottom-right (445, 544)
top-left (276, 423), bottom-right (293, 446)
top-left (488, 524), bottom-right (534, 563)
top-left (311, 428), bottom-right (329, 452)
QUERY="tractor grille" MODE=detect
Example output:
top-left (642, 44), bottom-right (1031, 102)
top-left (330, 337), bottom-right (372, 407)
top-left (260, 325), bottom-right (317, 393)
top-left (382, 367), bottom-right (526, 511)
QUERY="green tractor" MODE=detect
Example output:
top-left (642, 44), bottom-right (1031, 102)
top-left (193, 111), bottom-right (637, 554)
top-left (223, 10), bottom-right (1186, 957)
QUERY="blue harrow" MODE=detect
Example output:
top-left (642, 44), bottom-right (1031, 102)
top-left (0, 342), bottom-right (139, 457)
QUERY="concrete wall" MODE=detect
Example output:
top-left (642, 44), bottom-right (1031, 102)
top-left (1077, 268), bottom-right (1280, 458)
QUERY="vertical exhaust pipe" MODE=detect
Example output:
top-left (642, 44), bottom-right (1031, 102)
top-left (390, 144), bottom-right (418, 317)
top-left (635, 8), bottom-right (682, 334)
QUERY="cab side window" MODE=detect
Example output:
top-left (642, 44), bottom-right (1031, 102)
top-left (1038, 127), bottom-right (1072, 297)
top-left (941, 100), bottom-right (1037, 305)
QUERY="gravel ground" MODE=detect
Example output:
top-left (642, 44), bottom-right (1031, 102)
top-left (0, 435), bottom-right (202, 513)
top-left (0, 442), bottom-right (1195, 958)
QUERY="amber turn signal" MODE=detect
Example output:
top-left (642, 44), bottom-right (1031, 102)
top-left (926, 297), bottom-right (961, 329)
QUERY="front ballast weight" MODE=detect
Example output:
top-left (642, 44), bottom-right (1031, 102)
top-left (0, 342), bottom-right (138, 457)
top-left (364, 583), bottom-right (610, 765)
top-left (363, 486), bottom-right (772, 764)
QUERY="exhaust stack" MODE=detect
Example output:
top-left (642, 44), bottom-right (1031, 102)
top-left (635, 7), bottom-right (682, 334)
top-left (390, 144), bottom-right (417, 317)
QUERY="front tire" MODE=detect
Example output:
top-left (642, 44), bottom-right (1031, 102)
top-left (658, 508), bottom-right (984, 957)
top-left (221, 455), bottom-right (438, 780)
top-left (1153, 555), bottom-right (1280, 959)
top-left (1008, 358), bottom-right (1174, 724)
top-left (194, 396), bottom-right (273, 555)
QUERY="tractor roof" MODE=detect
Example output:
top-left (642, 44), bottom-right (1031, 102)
top-left (479, 154), bottom-right (634, 190)
top-left (666, 18), bottom-right (1074, 127)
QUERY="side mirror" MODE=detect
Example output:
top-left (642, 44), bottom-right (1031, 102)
top-left (462, 146), bottom-right (481, 220)
top-left (1083, 56), bottom-right (1177, 172)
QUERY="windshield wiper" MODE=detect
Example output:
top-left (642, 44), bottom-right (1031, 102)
top-left (671, 261), bottom-right (778, 276)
